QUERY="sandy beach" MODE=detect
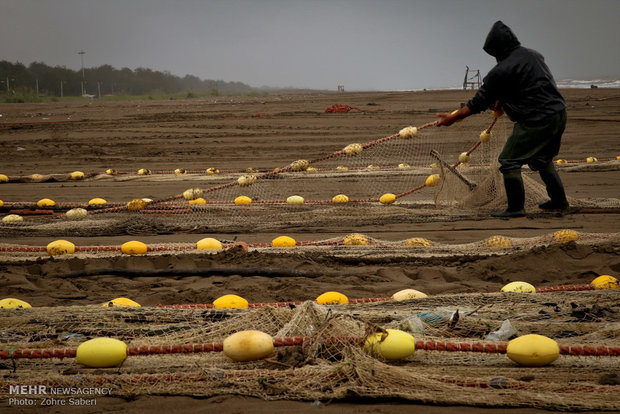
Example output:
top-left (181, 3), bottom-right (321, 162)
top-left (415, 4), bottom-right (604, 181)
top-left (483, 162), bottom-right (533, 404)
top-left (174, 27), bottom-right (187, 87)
top-left (1, 88), bottom-right (619, 412)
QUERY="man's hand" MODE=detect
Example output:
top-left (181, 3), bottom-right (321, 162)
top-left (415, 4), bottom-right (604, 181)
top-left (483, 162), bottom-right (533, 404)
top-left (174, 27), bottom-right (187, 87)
top-left (436, 105), bottom-right (472, 127)
top-left (436, 112), bottom-right (458, 127)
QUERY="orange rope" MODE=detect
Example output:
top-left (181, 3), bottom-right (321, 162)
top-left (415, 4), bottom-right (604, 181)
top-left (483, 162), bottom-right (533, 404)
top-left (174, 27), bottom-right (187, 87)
top-left (157, 285), bottom-right (606, 309)
top-left (2, 338), bottom-right (618, 360)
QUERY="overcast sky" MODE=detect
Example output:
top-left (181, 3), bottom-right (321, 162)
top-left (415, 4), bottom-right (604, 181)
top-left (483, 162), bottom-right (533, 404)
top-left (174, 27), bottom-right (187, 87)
top-left (2, 0), bottom-right (619, 90)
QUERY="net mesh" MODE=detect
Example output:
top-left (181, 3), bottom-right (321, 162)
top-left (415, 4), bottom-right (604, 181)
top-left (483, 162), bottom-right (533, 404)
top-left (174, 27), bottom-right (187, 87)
top-left (2, 114), bottom-right (619, 237)
top-left (0, 230), bottom-right (617, 262)
top-left (2, 111), bottom-right (619, 410)
top-left (1, 292), bottom-right (618, 410)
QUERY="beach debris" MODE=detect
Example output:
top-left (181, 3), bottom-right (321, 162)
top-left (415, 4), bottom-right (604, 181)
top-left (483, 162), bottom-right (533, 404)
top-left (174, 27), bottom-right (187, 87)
top-left (485, 319), bottom-right (517, 341)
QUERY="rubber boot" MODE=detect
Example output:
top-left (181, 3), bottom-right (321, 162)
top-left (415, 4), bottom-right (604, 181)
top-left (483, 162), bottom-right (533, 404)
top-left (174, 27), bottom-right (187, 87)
top-left (492, 170), bottom-right (526, 218)
top-left (538, 164), bottom-right (569, 210)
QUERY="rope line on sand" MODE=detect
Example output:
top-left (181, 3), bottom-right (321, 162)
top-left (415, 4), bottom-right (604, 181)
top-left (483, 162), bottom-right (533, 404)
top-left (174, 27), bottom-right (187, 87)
top-left (1, 229), bottom-right (618, 253)
top-left (157, 284), bottom-right (599, 309)
top-left (1, 337), bottom-right (618, 360)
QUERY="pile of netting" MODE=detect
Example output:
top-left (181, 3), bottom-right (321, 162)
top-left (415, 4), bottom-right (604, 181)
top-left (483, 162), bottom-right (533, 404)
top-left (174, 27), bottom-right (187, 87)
top-left (2, 113), bottom-right (619, 237)
top-left (1, 291), bottom-right (618, 410)
top-left (0, 230), bottom-right (618, 262)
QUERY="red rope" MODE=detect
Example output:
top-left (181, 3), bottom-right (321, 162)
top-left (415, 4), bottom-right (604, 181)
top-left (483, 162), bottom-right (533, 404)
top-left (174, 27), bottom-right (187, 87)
top-left (2, 338), bottom-right (618, 360)
top-left (158, 297), bottom-right (393, 310)
top-left (128, 343), bottom-right (223, 355)
top-left (156, 284), bottom-right (611, 310)
top-left (535, 284), bottom-right (595, 293)
top-left (415, 340), bottom-right (507, 353)
top-left (395, 183), bottom-right (426, 199)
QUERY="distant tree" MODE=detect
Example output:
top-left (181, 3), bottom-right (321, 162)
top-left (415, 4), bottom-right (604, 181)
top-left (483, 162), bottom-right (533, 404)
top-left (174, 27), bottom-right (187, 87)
top-left (0, 60), bottom-right (254, 97)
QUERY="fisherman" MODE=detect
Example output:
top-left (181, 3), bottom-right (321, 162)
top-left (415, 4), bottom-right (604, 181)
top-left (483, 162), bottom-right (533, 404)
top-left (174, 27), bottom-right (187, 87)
top-left (436, 20), bottom-right (569, 218)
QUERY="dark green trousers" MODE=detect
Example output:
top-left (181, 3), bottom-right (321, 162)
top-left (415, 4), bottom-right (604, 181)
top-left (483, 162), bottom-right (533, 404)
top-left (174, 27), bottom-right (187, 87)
top-left (498, 109), bottom-right (567, 174)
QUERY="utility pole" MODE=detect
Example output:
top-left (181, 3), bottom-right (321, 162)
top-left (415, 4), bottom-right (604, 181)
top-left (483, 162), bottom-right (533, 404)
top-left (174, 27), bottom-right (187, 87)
top-left (35, 79), bottom-right (39, 97)
top-left (78, 50), bottom-right (86, 95)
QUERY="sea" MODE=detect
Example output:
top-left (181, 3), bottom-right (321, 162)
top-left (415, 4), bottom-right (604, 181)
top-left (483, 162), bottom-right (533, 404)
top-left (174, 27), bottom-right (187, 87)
top-left (407, 79), bottom-right (620, 92)
top-left (555, 79), bottom-right (620, 89)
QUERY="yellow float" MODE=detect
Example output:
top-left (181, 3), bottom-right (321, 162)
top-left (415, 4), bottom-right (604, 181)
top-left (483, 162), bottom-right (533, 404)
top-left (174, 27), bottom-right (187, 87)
top-left (425, 174), bottom-right (440, 187)
top-left (332, 194), bottom-right (349, 203)
top-left (2, 214), bottom-right (24, 223)
top-left (405, 238), bottom-right (432, 247)
top-left (392, 289), bottom-right (428, 301)
top-left (501, 281), bottom-right (536, 293)
top-left (379, 193), bottom-right (396, 204)
top-left (196, 237), bottom-right (223, 250)
top-left (188, 197), bottom-right (207, 205)
top-left (237, 175), bottom-right (257, 186)
top-left (485, 235), bottom-right (511, 248)
top-left (76, 338), bottom-right (128, 368)
top-left (66, 208), bottom-right (88, 219)
top-left (223, 330), bottom-right (274, 362)
top-left (506, 334), bottom-right (559, 366)
top-left (213, 294), bottom-right (249, 309)
top-left (590, 275), bottom-right (618, 289)
top-left (127, 199), bottom-right (148, 211)
top-left (89, 198), bottom-right (107, 205)
top-left (399, 126), bottom-right (418, 139)
top-left (343, 233), bottom-right (368, 246)
top-left (480, 130), bottom-right (492, 143)
top-left (458, 152), bottom-right (471, 164)
top-left (290, 159), bottom-right (309, 171)
top-left (272, 236), bottom-right (296, 248)
top-left (343, 143), bottom-right (363, 155)
top-left (286, 195), bottom-right (305, 205)
top-left (316, 291), bottom-right (348, 305)
top-left (37, 198), bottom-right (55, 207)
top-left (183, 188), bottom-right (203, 200)
top-left (121, 241), bottom-right (148, 255)
top-left (103, 297), bottom-right (141, 307)
top-left (553, 229), bottom-right (578, 243)
top-left (364, 329), bottom-right (415, 360)
top-left (70, 171), bottom-right (84, 180)
top-left (47, 240), bottom-right (75, 256)
top-left (234, 196), bottom-right (252, 205)
top-left (0, 298), bottom-right (32, 309)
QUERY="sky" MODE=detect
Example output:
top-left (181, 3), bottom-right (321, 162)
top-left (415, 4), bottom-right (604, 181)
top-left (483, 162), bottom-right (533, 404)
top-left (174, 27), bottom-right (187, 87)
top-left (1, 0), bottom-right (619, 90)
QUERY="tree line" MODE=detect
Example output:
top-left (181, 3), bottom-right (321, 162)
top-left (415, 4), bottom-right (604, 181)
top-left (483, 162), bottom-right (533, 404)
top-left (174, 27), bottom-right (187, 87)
top-left (0, 60), bottom-right (254, 98)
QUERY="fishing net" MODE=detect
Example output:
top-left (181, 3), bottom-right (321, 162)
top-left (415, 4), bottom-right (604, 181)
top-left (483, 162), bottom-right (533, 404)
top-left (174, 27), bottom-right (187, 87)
top-left (1, 291), bottom-right (618, 410)
top-left (2, 113), bottom-right (619, 237)
top-left (0, 230), bottom-right (617, 263)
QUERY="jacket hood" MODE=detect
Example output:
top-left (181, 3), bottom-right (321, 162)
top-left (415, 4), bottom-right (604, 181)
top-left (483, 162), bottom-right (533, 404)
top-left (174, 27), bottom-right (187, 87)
top-left (483, 21), bottom-right (520, 61)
